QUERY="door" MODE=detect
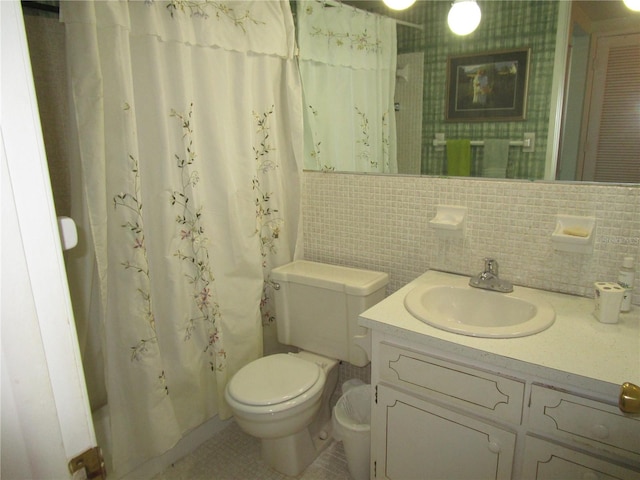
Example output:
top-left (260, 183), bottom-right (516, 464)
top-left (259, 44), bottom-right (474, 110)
top-left (373, 384), bottom-right (516, 480)
top-left (1, 2), bottom-right (100, 478)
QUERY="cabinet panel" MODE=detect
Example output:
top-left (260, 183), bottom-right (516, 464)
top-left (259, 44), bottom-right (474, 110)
top-left (379, 342), bottom-right (525, 424)
top-left (374, 384), bottom-right (515, 480)
top-left (522, 436), bottom-right (640, 480)
top-left (529, 384), bottom-right (640, 464)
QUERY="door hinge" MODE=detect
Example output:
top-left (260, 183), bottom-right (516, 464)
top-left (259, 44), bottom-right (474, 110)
top-left (68, 446), bottom-right (106, 479)
top-left (375, 385), bottom-right (378, 404)
top-left (374, 460), bottom-right (377, 477)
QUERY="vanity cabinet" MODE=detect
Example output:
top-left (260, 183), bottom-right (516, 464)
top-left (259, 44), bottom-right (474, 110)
top-left (370, 337), bottom-right (640, 480)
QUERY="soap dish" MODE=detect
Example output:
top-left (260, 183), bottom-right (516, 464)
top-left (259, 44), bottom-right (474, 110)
top-left (551, 215), bottom-right (595, 253)
top-left (429, 205), bottom-right (466, 238)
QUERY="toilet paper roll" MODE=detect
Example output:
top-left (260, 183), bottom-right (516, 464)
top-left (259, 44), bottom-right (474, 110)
top-left (593, 282), bottom-right (625, 324)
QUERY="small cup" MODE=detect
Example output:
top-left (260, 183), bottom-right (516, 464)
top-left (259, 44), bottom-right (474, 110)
top-left (593, 282), bottom-right (625, 324)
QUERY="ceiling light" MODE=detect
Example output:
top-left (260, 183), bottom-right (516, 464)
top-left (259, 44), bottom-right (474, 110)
top-left (383, 0), bottom-right (417, 11)
top-left (448, 0), bottom-right (482, 36)
top-left (623, 0), bottom-right (640, 11)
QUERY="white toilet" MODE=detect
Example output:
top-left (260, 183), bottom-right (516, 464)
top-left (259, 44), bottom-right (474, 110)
top-left (225, 260), bottom-right (388, 476)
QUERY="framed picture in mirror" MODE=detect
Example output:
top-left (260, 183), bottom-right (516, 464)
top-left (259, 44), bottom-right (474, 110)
top-left (446, 48), bottom-right (531, 122)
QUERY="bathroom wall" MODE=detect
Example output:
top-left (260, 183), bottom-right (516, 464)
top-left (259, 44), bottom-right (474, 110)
top-left (24, 12), bottom-right (70, 217)
top-left (302, 172), bottom-right (640, 305)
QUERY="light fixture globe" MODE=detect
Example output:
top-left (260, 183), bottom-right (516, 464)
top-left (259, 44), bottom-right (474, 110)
top-left (383, 0), bottom-right (417, 11)
top-left (448, 0), bottom-right (481, 36)
top-left (623, 0), bottom-right (640, 11)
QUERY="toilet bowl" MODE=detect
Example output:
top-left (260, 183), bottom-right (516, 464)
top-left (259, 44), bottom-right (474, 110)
top-left (225, 351), bottom-right (338, 476)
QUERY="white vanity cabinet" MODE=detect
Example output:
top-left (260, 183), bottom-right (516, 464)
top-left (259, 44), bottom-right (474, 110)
top-left (369, 335), bottom-right (640, 480)
top-left (361, 270), bottom-right (640, 480)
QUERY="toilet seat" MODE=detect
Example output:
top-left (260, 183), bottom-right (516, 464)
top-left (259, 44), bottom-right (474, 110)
top-left (227, 353), bottom-right (322, 407)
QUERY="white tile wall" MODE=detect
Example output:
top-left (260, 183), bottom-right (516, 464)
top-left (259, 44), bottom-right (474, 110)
top-left (302, 172), bottom-right (640, 303)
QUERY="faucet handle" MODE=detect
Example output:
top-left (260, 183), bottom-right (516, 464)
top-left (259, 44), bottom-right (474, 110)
top-left (484, 258), bottom-right (498, 276)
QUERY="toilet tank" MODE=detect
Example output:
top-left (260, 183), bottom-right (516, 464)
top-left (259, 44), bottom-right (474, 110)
top-left (270, 261), bottom-right (388, 367)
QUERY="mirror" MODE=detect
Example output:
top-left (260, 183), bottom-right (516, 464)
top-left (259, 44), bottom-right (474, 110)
top-left (296, 0), bottom-right (640, 184)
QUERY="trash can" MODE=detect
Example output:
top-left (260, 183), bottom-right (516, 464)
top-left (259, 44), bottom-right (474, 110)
top-left (333, 381), bottom-right (372, 480)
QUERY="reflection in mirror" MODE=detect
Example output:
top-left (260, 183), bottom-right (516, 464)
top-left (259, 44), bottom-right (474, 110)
top-left (297, 1), bottom-right (401, 173)
top-left (294, 0), bottom-right (640, 184)
top-left (557, 1), bottom-right (640, 183)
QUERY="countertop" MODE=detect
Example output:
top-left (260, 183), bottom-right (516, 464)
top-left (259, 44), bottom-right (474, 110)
top-left (359, 270), bottom-right (640, 398)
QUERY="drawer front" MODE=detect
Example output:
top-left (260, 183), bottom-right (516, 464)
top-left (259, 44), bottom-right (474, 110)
top-left (379, 342), bottom-right (525, 424)
top-left (529, 384), bottom-right (640, 463)
top-left (522, 435), bottom-right (640, 480)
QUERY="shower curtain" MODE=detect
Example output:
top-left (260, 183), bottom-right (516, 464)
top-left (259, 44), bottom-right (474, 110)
top-left (298, 1), bottom-right (397, 173)
top-left (61, 1), bottom-right (302, 474)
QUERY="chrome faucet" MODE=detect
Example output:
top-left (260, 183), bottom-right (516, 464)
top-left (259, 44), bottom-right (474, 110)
top-left (469, 258), bottom-right (513, 293)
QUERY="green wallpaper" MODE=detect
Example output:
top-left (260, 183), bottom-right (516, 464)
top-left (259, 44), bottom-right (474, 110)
top-left (378, 0), bottom-right (560, 179)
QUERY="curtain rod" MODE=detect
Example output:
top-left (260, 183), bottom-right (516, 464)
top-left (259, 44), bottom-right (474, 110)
top-left (21, 1), bottom-right (424, 32)
top-left (319, 0), bottom-right (425, 31)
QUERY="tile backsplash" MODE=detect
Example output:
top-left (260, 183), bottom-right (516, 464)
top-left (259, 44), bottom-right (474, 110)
top-left (302, 172), bottom-right (640, 304)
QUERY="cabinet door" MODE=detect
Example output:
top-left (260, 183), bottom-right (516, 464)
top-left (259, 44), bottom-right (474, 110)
top-left (373, 384), bottom-right (516, 480)
top-left (522, 436), bottom-right (640, 480)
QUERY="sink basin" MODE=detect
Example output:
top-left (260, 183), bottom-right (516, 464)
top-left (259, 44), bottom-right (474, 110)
top-left (404, 284), bottom-right (555, 338)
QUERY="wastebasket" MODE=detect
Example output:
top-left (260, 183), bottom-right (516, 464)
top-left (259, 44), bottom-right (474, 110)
top-left (333, 381), bottom-right (372, 480)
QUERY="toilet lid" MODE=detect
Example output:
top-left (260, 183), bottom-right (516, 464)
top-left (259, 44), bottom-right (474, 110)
top-left (227, 354), bottom-right (321, 406)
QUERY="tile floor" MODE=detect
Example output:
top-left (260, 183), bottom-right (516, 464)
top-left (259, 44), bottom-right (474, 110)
top-left (152, 420), bottom-right (352, 480)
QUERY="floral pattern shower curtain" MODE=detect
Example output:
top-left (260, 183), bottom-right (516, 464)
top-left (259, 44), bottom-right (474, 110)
top-left (62, 1), bottom-right (302, 474)
top-left (298, 1), bottom-right (397, 173)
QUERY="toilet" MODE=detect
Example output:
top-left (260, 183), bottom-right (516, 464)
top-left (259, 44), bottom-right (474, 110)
top-left (224, 260), bottom-right (388, 476)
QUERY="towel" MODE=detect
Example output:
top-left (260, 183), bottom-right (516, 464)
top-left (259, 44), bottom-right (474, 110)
top-left (446, 139), bottom-right (471, 177)
top-left (482, 139), bottom-right (510, 178)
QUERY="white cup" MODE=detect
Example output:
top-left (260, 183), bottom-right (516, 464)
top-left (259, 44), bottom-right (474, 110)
top-left (593, 282), bottom-right (625, 324)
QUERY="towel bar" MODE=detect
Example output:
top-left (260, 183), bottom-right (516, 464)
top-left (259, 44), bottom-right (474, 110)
top-left (433, 133), bottom-right (535, 152)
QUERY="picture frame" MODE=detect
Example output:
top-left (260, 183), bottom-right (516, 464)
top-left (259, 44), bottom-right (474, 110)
top-left (445, 48), bottom-right (531, 122)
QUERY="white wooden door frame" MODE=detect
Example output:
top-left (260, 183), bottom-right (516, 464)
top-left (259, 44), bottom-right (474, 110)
top-left (1, 1), bottom-right (97, 477)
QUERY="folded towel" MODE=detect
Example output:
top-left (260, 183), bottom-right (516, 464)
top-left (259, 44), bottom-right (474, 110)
top-left (482, 139), bottom-right (510, 178)
top-left (446, 139), bottom-right (471, 177)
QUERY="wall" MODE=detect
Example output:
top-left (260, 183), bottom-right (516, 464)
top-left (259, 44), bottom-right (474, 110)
top-left (24, 13), bottom-right (70, 216)
top-left (302, 172), bottom-right (640, 305)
